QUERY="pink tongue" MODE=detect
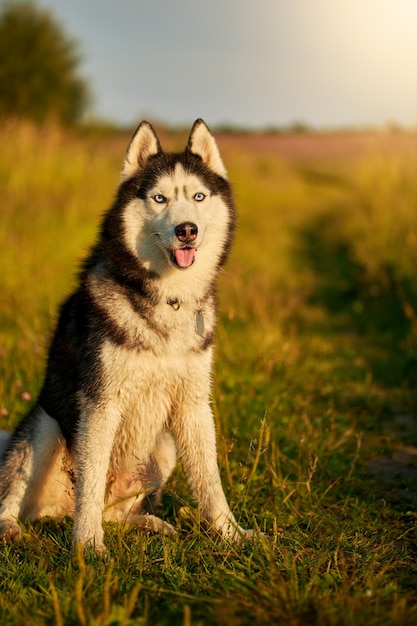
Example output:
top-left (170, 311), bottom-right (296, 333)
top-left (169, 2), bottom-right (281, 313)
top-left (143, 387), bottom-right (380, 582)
top-left (174, 248), bottom-right (196, 268)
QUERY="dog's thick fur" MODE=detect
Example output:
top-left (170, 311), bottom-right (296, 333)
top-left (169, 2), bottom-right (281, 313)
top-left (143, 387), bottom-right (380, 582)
top-left (0, 120), bottom-right (253, 552)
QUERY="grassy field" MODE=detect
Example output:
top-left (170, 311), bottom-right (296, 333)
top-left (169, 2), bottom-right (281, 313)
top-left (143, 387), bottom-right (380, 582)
top-left (0, 120), bottom-right (416, 625)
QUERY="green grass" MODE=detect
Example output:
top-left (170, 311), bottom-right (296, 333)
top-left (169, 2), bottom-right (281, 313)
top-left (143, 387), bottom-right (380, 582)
top-left (0, 122), bottom-right (416, 625)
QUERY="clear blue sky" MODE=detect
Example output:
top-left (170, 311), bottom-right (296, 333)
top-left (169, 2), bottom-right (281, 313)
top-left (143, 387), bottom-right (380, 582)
top-left (36, 0), bottom-right (417, 128)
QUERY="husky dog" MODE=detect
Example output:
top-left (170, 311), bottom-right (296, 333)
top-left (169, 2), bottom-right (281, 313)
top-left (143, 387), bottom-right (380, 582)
top-left (0, 120), bottom-right (253, 553)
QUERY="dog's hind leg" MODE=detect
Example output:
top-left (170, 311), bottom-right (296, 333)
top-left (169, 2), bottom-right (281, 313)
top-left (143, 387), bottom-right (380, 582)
top-left (104, 430), bottom-right (177, 536)
top-left (135, 430), bottom-right (177, 536)
top-left (0, 406), bottom-right (64, 541)
top-left (142, 430), bottom-right (177, 514)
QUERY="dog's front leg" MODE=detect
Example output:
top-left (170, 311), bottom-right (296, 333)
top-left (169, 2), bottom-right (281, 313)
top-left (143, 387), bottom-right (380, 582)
top-left (72, 401), bottom-right (121, 554)
top-left (171, 400), bottom-right (245, 542)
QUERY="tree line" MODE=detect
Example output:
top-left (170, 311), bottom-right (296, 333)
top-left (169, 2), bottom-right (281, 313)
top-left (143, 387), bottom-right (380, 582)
top-left (0, 1), bottom-right (90, 124)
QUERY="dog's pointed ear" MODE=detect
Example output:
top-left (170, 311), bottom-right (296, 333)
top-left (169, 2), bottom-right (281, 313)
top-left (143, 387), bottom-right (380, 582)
top-left (121, 121), bottom-right (162, 181)
top-left (187, 119), bottom-right (227, 179)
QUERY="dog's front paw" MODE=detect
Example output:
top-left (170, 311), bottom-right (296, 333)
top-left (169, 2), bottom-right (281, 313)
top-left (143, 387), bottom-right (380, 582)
top-left (219, 522), bottom-right (261, 544)
top-left (73, 522), bottom-right (106, 556)
top-left (0, 518), bottom-right (22, 543)
top-left (236, 527), bottom-right (258, 542)
top-left (73, 538), bottom-right (107, 558)
top-left (216, 521), bottom-right (246, 543)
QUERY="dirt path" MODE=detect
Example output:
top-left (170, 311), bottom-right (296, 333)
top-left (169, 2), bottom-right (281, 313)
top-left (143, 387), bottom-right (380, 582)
top-left (367, 413), bottom-right (417, 503)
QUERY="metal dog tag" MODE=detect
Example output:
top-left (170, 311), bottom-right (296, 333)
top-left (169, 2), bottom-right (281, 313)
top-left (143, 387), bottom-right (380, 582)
top-left (195, 310), bottom-right (205, 336)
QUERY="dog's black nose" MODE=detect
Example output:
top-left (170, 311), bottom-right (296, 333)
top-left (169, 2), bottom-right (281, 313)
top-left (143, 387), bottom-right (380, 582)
top-left (175, 222), bottom-right (198, 243)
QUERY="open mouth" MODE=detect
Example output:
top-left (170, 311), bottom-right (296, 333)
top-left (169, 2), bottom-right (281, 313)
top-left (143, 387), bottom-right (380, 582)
top-left (170, 247), bottom-right (196, 269)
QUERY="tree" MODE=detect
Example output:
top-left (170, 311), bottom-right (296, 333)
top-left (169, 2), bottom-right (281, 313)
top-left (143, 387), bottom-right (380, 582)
top-left (0, 1), bottom-right (90, 124)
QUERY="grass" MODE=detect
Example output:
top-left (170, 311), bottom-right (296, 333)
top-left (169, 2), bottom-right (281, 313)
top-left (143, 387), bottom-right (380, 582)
top-left (0, 120), bottom-right (416, 625)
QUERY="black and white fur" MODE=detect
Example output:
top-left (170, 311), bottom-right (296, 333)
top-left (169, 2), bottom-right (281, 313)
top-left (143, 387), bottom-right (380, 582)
top-left (0, 120), bottom-right (253, 552)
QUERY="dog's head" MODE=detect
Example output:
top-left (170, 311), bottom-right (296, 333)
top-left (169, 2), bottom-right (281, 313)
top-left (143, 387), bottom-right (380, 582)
top-left (116, 120), bottom-right (235, 277)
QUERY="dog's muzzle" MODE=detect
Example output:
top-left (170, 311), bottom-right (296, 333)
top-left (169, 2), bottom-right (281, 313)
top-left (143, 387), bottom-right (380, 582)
top-left (171, 222), bottom-right (198, 268)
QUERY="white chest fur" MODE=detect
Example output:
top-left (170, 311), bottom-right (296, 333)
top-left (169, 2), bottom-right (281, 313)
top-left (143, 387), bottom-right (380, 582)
top-left (98, 322), bottom-right (213, 473)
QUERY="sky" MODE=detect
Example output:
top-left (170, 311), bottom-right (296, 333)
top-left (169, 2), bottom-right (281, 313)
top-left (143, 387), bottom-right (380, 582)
top-left (35, 0), bottom-right (417, 129)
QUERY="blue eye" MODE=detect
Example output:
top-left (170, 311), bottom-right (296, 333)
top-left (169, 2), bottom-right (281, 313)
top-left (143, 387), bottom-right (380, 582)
top-left (153, 194), bottom-right (166, 204)
top-left (194, 192), bottom-right (206, 202)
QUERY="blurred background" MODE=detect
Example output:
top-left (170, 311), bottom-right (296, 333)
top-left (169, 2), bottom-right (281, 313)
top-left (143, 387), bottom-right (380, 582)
top-left (0, 0), bottom-right (416, 130)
